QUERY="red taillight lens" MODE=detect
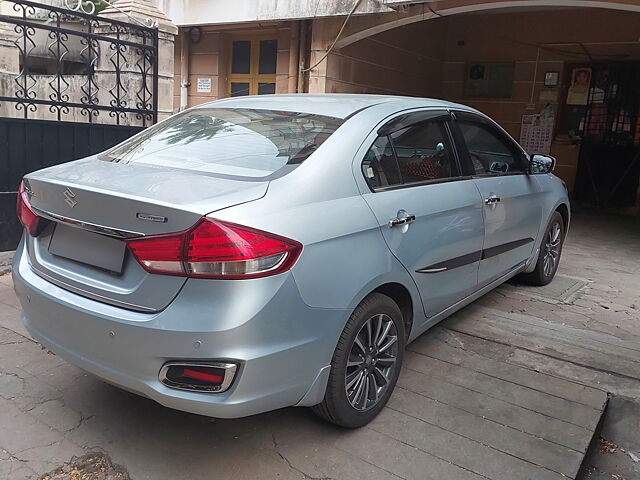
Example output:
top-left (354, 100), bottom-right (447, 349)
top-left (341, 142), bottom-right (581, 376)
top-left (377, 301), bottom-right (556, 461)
top-left (16, 180), bottom-right (42, 237)
top-left (126, 218), bottom-right (302, 279)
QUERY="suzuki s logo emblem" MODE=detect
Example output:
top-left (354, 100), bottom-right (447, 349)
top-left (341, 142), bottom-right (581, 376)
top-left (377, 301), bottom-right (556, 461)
top-left (63, 188), bottom-right (77, 208)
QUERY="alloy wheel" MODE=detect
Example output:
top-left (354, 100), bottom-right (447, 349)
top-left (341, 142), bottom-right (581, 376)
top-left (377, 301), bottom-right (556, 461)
top-left (345, 313), bottom-right (398, 411)
top-left (543, 221), bottom-right (562, 277)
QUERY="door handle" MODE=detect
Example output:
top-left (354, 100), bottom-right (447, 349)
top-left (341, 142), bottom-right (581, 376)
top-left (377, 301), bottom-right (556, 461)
top-left (484, 193), bottom-right (501, 205)
top-left (388, 211), bottom-right (416, 228)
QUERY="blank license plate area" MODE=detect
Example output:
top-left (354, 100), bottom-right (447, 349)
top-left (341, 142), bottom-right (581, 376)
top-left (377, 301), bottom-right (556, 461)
top-left (48, 223), bottom-right (127, 274)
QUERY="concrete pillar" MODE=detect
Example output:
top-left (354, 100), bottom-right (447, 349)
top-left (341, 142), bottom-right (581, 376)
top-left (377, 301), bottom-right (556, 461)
top-left (98, 0), bottom-right (177, 123)
top-left (0, 20), bottom-right (18, 74)
top-left (307, 17), bottom-right (342, 94)
top-left (0, 20), bottom-right (19, 119)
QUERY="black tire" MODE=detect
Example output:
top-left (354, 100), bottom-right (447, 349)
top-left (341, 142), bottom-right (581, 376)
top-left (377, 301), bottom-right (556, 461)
top-left (520, 211), bottom-right (565, 286)
top-left (312, 293), bottom-right (405, 428)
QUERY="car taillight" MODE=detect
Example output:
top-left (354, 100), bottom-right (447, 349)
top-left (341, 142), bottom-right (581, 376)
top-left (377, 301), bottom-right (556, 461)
top-left (16, 180), bottom-right (42, 237)
top-left (126, 218), bottom-right (302, 279)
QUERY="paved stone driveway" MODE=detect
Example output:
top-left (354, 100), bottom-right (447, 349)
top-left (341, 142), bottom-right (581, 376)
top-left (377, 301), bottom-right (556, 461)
top-left (0, 210), bottom-right (638, 480)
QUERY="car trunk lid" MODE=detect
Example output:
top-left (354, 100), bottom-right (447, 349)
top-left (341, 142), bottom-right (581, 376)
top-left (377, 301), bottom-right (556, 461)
top-left (23, 157), bottom-right (269, 312)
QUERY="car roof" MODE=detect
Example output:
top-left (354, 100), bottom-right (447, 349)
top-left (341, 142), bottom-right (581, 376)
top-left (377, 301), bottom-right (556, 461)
top-left (195, 94), bottom-right (478, 119)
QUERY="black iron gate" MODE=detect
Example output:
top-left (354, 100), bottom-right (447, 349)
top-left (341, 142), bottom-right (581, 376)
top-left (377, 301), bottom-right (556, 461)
top-left (573, 62), bottom-right (640, 208)
top-left (0, 0), bottom-right (159, 251)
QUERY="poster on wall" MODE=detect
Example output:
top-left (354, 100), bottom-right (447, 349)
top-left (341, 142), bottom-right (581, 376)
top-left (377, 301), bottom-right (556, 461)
top-left (520, 106), bottom-right (556, 155)
top-left (566, 67), bottom-right (591, 105)
top-left (196, 78), bottom-right (212, 93)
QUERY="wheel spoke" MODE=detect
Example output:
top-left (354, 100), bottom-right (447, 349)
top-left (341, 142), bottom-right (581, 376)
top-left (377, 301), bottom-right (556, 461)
top-left (369, 373), bottom-right (379, 403)
top-left (543, 257), bottom-right (549, 276)
top-left (353, 374), bottom-right (367, 408)
top-left (373, 366), bottom-right (389, 385)
top-left (379, 335), bottom-right (397, 353)
top-left (346, 370), bottom-right (363, 390)
top-left (347, 357), bottom-right (364, 367)
top-left (376, 354), bottom-right (396, 365)
top-left (350, 371), bottom-right (366, 403)
top-left (376, 321), bottom-right (392, 347)
top-left (362, 375), bottom-right (370, 408)
top-left (374, 314), bottom-right (384, 347)
top-left (544, 256), bottom-right (553, 276)
top-left (353, 335), bottom-right (366, 355)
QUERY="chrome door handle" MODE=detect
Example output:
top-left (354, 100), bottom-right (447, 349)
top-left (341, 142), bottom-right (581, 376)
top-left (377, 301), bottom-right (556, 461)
top-left (484, 194), bottom-right (501, 205)
top-left (388, 212), bottom-right (416, 228)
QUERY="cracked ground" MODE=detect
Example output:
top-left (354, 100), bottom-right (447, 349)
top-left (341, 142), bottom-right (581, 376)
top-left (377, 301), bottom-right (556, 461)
top-left (0, 209), bottom-right (639, 480)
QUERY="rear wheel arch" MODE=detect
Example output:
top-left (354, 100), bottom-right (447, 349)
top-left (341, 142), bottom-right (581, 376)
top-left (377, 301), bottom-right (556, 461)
top-left (556, 203), bottom-right (570, 232)
top-left (371, 282), bottom-right (414, 340)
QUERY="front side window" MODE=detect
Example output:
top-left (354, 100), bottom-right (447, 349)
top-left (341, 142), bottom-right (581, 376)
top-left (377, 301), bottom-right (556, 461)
top-left (457, 121), bottom-right (525, 175)
top-left (362, 118), bottom-right (459, 190)
top-left (101, 108), bottom-right (342, 179)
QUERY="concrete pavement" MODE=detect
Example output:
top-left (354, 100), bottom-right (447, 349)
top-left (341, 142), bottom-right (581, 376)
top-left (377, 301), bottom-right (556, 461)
top-left (0, 210), bottom-right (638, 480)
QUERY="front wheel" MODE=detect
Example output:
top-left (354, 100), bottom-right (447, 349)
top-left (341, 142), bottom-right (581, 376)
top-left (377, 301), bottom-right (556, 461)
top-left (312, 293), bottom-right (405, 428)
top-left (520, 211), bottom-right (565, 286)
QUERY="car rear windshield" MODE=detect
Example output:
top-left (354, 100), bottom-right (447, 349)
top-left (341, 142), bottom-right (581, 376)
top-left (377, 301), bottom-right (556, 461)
top-left (101, 108), bottom-right (344, 179)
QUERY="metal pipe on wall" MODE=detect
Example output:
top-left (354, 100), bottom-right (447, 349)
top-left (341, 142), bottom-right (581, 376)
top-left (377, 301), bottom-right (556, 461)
top-left (288, 21), bottom-right (300, 93)
top-left (179, 29), bottom-right (190, 110)
top-left (297, 20), bottom-right (308, 94)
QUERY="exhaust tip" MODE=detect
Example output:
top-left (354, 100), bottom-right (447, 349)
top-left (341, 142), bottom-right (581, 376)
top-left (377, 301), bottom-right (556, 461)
top-left (159, 361), bottom-right (237, 393)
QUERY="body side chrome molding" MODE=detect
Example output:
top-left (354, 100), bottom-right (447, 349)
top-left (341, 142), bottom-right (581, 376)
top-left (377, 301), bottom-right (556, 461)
top-left (415, 238), bottom-right (533, 274)
top-left (482, 237), bottom-right (534, 260)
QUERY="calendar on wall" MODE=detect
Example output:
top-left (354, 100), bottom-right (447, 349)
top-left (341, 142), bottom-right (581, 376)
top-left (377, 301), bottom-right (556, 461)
top-left (520, 112), bottom-right (555, 155)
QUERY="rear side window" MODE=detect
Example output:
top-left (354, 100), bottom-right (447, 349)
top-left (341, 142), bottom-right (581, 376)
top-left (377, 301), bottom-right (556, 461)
top-left (362, 117), bottom-right (459, 190)
top-left (101, 108), bottom-right (343, 179)
top-left (362, 136), bottom-right (401, 189)
top-left (457, 120), bottom-right (525, 175)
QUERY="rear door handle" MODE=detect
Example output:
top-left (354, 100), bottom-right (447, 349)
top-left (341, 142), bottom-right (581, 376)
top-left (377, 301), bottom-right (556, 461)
top-left (389, 211), bottom-right (416, 228)
top-left (484, 193), bottom-right (501, 205)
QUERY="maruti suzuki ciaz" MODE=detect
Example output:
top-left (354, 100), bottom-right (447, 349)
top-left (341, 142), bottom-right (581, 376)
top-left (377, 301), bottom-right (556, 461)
top-left (12, 94), bottom-right (569, 427)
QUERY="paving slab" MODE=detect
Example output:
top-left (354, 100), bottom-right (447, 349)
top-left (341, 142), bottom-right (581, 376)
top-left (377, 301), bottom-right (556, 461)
top-left (0, 210), bottom-right (638, 480)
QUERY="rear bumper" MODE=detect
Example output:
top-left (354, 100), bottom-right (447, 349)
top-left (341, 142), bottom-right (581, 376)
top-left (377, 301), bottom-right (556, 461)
top-left (12, 238), bottom-right (348, 418)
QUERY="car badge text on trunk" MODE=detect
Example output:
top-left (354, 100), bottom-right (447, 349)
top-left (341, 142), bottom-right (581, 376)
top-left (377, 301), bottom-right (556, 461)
top-left (63, 188), bottom-right (77, 208)
top-left (136, 213), bottom-right (168, 223)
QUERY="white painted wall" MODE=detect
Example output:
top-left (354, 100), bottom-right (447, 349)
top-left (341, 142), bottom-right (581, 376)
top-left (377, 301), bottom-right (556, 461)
top-left (149, 0), bottom-right (392, 26)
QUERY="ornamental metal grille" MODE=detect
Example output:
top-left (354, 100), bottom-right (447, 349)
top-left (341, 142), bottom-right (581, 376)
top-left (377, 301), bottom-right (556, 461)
top-left (0, 0), bottom-right (159, 126)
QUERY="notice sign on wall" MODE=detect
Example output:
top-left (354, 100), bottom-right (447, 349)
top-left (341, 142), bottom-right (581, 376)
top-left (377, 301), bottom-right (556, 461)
top-left (196, 78), bottom-right (211, 93)
top-left (520, 114), bottom-right (554, 155)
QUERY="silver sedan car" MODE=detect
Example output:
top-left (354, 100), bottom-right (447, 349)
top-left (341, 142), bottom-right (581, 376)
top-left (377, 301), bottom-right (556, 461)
top-left (12, 94), bottom-right (569, 427)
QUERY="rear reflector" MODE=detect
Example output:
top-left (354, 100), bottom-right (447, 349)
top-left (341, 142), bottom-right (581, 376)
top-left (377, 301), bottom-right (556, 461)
top-left (159, 362), bottom-right (237, 393)
top-left (126, 218), bottom-right (302, 279)
top-left (16, 180), bottom-right (43, 237)
top-left (182, 368), bottom-right (223, 384)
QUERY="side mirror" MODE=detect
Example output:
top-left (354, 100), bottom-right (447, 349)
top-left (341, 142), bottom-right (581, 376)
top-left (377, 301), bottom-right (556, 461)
top-left (529, 154), bottom-right (556, 174)
top-left (489, 161), bottom-right (509, 174)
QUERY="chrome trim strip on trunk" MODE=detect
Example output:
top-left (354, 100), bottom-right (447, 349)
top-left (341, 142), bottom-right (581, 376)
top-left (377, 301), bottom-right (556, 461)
top-left (32, 207), bottom-right (144, 239)
top-left (29, 263), bottom-right (157, 313)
